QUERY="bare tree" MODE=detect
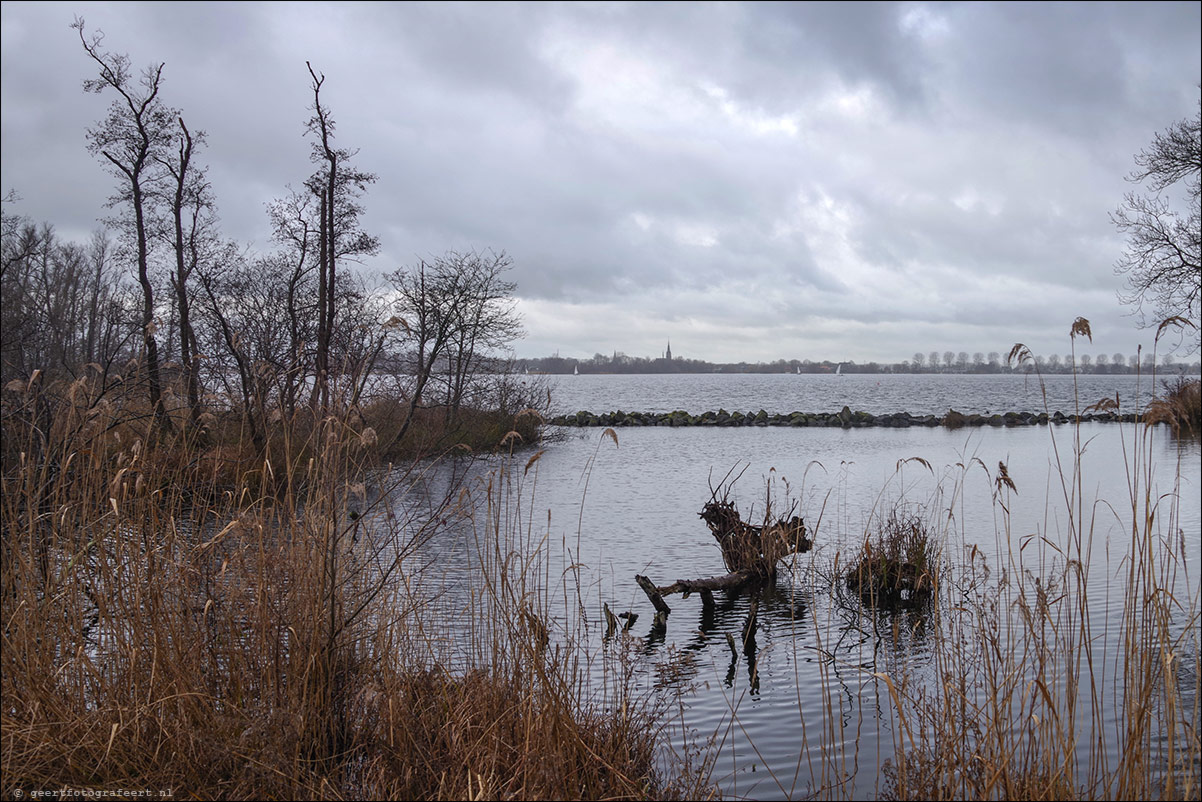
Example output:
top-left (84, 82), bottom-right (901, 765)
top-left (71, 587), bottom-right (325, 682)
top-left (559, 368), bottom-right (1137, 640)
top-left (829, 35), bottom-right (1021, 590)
top-left (1113, 99), bottom-right (1201, 350)
top-left (303, 62), bottom-right (379, 411)
top-left (439, 250), bottom-right (523, 424)
top-left (155, 116), bottom-right (215, 428)
top-left (265, 187), bottom-right (319, 419)
top-left (1, 215), bottom-right (49, 383)
top-left (385, 259), bottom-right (463, 448)
top-left (0, 214), bottom-right (131, 386)
top-left (384, 250), bottom-right (523, 447)
top-left (76, 19), bottom-right (177, 433)
top-left (84, 230), bottom-right (128, 369)
top-left (194, 243), bottom-right (269, 454)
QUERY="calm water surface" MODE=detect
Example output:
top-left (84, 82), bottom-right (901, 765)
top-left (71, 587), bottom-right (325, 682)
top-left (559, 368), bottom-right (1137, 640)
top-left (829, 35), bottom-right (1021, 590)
top-left (545, 371), bottom-right (1176, 417)
top-left (391, 374), bottom-right (1201, 800)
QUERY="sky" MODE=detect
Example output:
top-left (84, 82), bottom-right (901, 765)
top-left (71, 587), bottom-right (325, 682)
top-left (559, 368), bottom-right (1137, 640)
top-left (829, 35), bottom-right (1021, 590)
top-left (2, 1), bottom-right (1199, 365)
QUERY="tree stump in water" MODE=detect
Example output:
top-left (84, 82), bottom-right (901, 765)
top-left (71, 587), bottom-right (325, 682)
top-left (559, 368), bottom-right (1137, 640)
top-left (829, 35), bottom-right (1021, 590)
top-left (635, 498), bottom-right (811, 615)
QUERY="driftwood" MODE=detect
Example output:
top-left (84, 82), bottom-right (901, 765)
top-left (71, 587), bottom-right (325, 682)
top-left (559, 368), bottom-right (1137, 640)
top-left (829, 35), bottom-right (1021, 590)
top-left (602, 602), bottom-right (639, 637)
top-left (636, 495), bottom-right (811, 616)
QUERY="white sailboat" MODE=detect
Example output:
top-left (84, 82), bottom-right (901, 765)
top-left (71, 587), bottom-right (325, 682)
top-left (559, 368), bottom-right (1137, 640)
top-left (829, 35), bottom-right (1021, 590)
top-left (573, 365), bottom-right (579, 375)
top-left (835, 363), bottom-right (843, 376)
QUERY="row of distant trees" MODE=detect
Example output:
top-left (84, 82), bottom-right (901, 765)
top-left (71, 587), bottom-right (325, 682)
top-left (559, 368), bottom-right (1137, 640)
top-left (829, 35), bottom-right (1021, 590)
top-left (1, 21), bottom-right (526, 460)
top-left (522, 350), bottom-right (1201, 375)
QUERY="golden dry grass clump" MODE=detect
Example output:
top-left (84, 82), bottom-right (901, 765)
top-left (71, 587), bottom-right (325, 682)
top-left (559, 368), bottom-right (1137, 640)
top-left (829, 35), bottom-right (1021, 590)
top-left (1146, 375), bottom-right (1201, 435)
top-left (845, 508), bottom-right (938, 609)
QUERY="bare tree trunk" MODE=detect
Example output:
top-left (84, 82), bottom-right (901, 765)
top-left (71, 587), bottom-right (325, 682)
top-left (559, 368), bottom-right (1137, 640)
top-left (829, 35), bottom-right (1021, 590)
top-left (307, 62), bottom-right (338, 413)
top-left (324, 181), bottom-right (336, 407)
top-left (168, 118), bottom-right (202, 427)
top-left (85, 231), bottom-right (108, 365)
top-left (312, 188), bottom-right (329, 411)
top-left (130, 178), bottom-right (171, 436)
top-left (77, 21), bottom-right (174, 436)
top-left (198, 271), bottom-right (265, 455)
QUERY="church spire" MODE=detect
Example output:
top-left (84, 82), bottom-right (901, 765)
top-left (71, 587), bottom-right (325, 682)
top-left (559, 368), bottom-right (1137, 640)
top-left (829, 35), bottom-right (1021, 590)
top-left (666, 340), bottom-right (672, 361)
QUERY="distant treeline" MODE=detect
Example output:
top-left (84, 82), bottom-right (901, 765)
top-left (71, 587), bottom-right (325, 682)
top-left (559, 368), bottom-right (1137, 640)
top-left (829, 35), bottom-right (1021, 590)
top-left (521, 352), bottom-right (1202, 376)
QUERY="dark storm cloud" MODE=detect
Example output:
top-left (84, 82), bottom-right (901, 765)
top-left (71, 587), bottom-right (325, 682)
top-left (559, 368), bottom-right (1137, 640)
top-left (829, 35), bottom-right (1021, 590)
top-left (2, 1), bottom-right (1198, 362)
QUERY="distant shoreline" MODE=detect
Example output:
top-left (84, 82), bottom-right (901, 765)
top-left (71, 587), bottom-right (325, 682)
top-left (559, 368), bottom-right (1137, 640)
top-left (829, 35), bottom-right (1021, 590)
top-left (548, 408), bottom-right (1153, 429)
top-left (520, 363), bottom-right (1202, 377)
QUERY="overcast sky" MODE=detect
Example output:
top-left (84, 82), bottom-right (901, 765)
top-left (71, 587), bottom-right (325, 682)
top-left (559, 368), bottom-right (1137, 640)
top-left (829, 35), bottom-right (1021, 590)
top-left (2, 1), bottom-right (1199, 364)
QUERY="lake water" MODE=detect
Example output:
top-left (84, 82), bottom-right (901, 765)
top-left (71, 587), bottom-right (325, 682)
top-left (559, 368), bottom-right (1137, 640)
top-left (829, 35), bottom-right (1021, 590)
top-left (545, 371), bottom-right (1172, 417)
top-left (391, 373), bottom-right (1201, 800)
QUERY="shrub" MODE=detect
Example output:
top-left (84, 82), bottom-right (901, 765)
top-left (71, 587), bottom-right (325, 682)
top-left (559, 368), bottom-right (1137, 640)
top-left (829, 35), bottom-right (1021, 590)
top-left (845, 508), bottom-right (938, 609)
top-left (1147, 375), bottom-right (1201, 436)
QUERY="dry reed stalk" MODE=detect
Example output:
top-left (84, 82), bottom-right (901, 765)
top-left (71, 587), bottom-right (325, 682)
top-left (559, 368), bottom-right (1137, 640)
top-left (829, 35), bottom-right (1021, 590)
top-left (875, 328), bottom-right (1200, 801)
top-left (2, 382), bottom-right (708, 800)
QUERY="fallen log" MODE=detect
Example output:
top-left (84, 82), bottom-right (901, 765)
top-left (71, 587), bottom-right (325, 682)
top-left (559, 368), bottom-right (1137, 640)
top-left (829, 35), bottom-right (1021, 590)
top-left (635, 574), bottom-right (672, 615)
top-left (635, 571), bottom-right (756, 615)
top-left (602, 602), bottom-right (640, 637)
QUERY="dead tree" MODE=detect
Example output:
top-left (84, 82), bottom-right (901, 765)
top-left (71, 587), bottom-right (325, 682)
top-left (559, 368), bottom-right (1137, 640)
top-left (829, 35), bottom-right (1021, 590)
top-left (77, 19), bottom-right (177, 435)
top-left (303, 62), bottom-right (379, 412)
top-left (636, 492), bottom-right (811, 617)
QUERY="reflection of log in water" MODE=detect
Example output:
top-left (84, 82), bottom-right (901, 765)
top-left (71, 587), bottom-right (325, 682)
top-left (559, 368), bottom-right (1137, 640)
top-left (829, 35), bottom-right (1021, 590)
top-left (632, 577), bottom-right (811, 692)
top-left (645, 610), bottom-right (669, 650)
top-left (739, 598), bottom-right (760, 693)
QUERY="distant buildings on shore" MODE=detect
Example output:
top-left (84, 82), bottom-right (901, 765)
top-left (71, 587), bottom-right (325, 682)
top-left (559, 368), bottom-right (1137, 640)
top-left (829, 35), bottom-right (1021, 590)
top-left (517, 350), bottom-right (1202, 376)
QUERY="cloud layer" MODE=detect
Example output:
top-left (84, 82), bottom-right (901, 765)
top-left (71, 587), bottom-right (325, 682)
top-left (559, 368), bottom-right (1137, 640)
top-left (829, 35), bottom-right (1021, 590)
top-left (2, 1), bottom-right (1199, 363)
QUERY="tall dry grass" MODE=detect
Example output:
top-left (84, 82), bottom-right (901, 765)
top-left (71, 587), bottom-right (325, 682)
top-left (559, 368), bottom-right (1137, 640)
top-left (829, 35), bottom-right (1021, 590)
top-left (1150, 374), bottom-right (1201, 437)
top-left (711, 320), bottom-right (1198, 800)
top-left (872, 322), bottom-right (1200, 801)
top-left (1, 374), bottom-right (709, 800)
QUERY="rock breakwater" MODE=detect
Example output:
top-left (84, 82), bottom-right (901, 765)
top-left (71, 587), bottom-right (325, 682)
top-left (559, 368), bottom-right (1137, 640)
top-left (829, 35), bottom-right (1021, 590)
top-left (547, 406), bottom-right (1143, 429)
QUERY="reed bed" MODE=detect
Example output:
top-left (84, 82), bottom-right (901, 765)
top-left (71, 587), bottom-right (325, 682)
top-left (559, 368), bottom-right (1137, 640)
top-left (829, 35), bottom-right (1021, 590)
top-left (0, 375), bottom-right (708, 800)
top-left (868, 419), bottom-right (1199, 800)
top-left (3, 320), bottom-right (1198, 801)
top-left (867, 332), bottom-right (1200, 800)
top-left (711, 325), bottom-right (1199, 800)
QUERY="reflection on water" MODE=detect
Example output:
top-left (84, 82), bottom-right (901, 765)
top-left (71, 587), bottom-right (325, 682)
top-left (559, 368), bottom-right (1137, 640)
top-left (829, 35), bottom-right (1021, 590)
top-left (382, 414), bottom-right (1200, 800)
top-left (631, 577), bottom-right (814, 695)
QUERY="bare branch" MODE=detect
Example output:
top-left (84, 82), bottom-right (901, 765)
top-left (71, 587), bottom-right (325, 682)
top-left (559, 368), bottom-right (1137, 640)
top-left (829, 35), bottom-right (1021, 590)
top-left (1113, 98), bottom-right (1202, 351)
